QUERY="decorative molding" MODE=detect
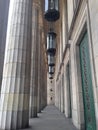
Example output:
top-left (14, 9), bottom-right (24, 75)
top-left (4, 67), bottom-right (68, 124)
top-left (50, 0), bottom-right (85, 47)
top-left (68, 0), bottom-right (83, 39)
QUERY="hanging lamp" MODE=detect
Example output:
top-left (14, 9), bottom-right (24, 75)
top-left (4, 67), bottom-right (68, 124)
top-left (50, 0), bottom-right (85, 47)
top-left (48, 53), bottom-right (55, 66)
top-left (49, 74), bottom-right (54, 79)
top-left (49, 66), bottom-right (55, 74)
top-left (44, 0), bottom-right (60, 22)
top-left (47, 29), bottom-right (56, 55)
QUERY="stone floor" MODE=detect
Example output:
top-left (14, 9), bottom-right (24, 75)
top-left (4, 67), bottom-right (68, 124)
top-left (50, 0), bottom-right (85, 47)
top-left (20, 105), bottom-right (78, 130)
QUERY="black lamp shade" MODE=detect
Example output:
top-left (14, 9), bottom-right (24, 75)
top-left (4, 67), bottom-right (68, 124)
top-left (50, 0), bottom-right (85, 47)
top-left (49, 66), bottom-right (55, 74)
top-left (47, 31), bottom-right (56, 55)
top-left (44, 0), bottom-right (60, 22)
top-left (49, 74), bottom-right (53, 79)
top-left (48, 54), bottom-right (55, 66)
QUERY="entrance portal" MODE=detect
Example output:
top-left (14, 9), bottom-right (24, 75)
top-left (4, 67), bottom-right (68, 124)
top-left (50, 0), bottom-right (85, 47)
top-left (79, 32), bottom-right (96, 130)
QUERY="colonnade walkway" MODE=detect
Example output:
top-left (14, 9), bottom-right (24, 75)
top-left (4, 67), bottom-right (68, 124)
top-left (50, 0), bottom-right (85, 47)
top-left (20, 105), bottom-right (78, 130)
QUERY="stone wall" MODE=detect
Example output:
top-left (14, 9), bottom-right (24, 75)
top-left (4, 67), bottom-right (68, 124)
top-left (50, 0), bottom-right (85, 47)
top-left (54, 0), bottom-right (98, 129)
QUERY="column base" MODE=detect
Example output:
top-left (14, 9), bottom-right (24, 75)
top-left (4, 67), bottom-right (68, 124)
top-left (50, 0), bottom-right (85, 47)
top-left (30, 106), bottom-right (38, 118)
top-left (0, 110), bottom-right (29, 130)
top-left (31, 113), bottom-right (38, 118)
top-left (0, 125), bottom-right (29, 130)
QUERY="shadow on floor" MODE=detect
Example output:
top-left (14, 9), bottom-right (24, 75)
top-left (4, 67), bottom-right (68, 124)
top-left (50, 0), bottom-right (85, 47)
top-left (19, 105), bottom-right (78, 130)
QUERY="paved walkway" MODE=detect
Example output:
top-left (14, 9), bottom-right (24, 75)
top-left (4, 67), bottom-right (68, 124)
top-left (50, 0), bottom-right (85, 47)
top-left (20, 105), bottom-right (78, 130)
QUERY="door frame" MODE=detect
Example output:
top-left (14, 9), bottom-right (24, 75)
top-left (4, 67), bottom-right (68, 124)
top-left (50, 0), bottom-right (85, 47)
top-left (79, 31), bottom-right (96, 130)
top-left (75, 24), bottom-right (96, 129)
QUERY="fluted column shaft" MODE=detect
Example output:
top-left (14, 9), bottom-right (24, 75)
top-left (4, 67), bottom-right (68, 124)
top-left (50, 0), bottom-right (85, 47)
top-left (40, 50), bottom-right (47, 110)
top-left (58, 81), bottom-right (61, 110)
top-left (44, 68), bottom-right (47, 108)
top-left (61, 76), bottom-right (64, 113)
top-left (37, 27), bottom-right (42, 113)
top-left (33, 25), bottom-right (39, 117)
top-left (0, 0), bottom-right (32, 129)
top-left (43, 59), bottom-right (47, 108)
top-left (40, 46), bottom-right (44, 110)
top-left (30, 4), bottom-right (39, 118)
top-left (56, 82), bottom-right (59, 108)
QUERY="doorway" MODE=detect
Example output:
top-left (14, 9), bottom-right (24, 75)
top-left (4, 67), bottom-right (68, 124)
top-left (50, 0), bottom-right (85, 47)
top-left (79, 32), bottom-right (96, 130)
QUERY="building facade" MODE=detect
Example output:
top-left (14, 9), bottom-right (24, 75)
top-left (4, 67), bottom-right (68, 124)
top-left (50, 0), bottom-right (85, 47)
top-left (54, 0), bottom-right (98, 130)
top-left (0, 0), bottom-right (98, 130)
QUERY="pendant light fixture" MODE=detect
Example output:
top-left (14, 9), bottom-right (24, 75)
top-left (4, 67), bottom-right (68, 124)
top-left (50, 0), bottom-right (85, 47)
top-left (49, 74), bottom-right (54, 79)
top-left (48, 54), bottom-right (55, 66)
top-left (47, 29), bottom-right (56, 55)
top-left (49, 66), bottom-right (55, 74)
top-left (44, 0), bottom-right (60, 22)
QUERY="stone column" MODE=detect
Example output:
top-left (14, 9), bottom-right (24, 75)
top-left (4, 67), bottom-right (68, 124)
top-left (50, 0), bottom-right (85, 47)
top-left (40, 49), bottom-right (45, 110)
top-left (55, 81), bottom-right (59, 107)
top-left (45, 69), bottom-right (47, 107)
top-left (41, 54), bottom-right (46, 110)
top-left (0, 0), bottom-right (32, 129)
top-left (60, 79), bottom-right (63, 112)
top-left (29, 7), bottom-right (37, 117)
top-left (37, 28), bottom-right (42, 113)
top-left (42, 66), bottom-right (47, 108)
top-left (57, 82), bottom-right (59, 108)
top-left (43, 61), bottom-right (47, 108)
top-left (41, 52), bottom-right (47, 109)
top-left (40, 54), bottom-right (43, 110)
top-left (61, 74), bottom-right (65, 113)
top-left (29, 3), bottom-right (39, 118)
top-left (58, 81), bottom-right (60, 109)
top-left (59, 79), bottom-right (61, 111)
